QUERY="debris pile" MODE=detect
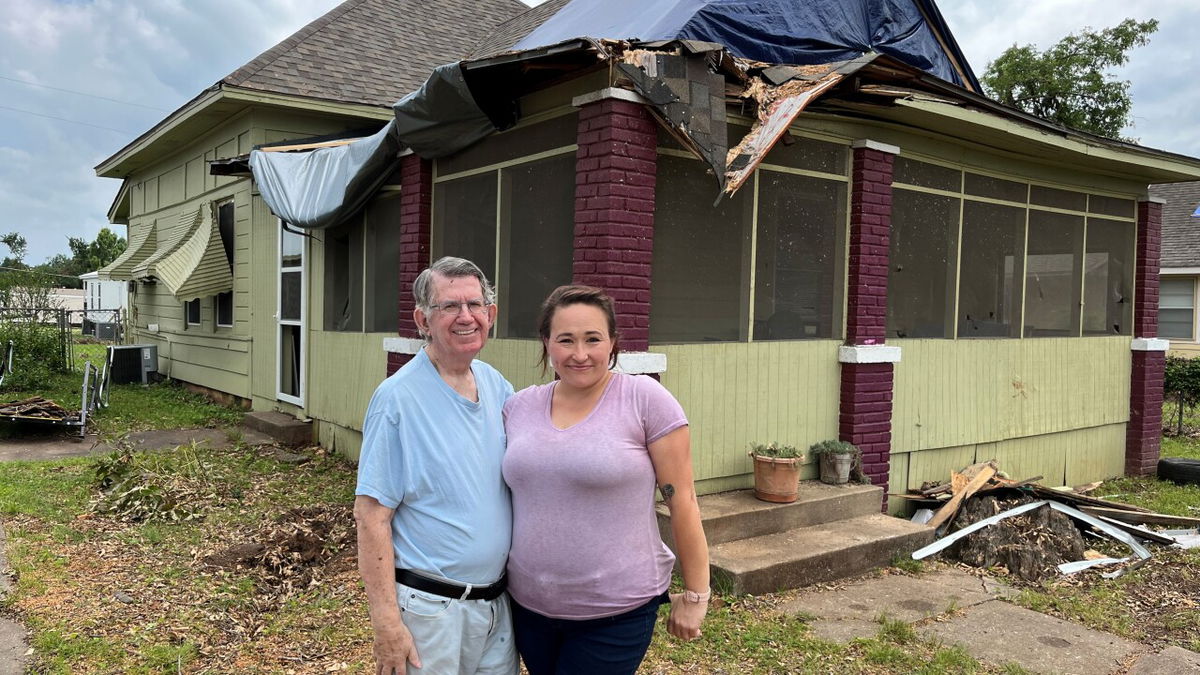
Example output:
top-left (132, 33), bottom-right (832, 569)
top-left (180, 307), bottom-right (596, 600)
top-left (901, 461), bottom-right (1200, 581)
top-left (0, 396), bottom-right (76, 421)
top-left (201, 505), bottom-right (356, 596)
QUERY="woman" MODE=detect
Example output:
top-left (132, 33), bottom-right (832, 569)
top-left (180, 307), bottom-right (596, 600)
top-left (502, 285), bottom-right (710, 674)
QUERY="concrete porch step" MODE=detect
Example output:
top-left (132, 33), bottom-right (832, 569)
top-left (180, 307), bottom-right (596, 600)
top-left (658, 483), bottom-right (884, 547)
top-left (709, 513), bottom-right (936, 595)
top-left (242, 411), bottom-right (312, 447)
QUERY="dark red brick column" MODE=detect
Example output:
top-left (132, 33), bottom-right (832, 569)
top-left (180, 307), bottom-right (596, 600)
top-left (1126, 198), bottom-right (1165, 476)
top-left (388, 154), bottom-right (432, 376)
top-left (840, 140), bottom-right (899, 506)
top-left (571, 95), bottom-right (657, 352)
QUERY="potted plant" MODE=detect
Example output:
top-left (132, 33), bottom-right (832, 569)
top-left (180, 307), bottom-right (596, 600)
top-left (748, 442), bottom-right (804, 503)
top-left (808, 440), bottom-right (862, 485)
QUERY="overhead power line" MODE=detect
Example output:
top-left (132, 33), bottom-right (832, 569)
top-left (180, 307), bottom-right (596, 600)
top-left (0, 104), bottom-right (134, 135)
top-left (0, 74), bottom-right (170, 111)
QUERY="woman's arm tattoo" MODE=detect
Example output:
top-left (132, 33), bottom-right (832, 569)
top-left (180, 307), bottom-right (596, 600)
top-left (660, 483), bottom-right (676, 501)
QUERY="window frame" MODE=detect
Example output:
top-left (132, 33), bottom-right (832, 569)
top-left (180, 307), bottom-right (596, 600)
top-left (184, 298), bottom-right (201, 327)
top-left (1159, 276), bottom-right (1197, 342)
top-left (889, 153), bottom-right (1138, 340)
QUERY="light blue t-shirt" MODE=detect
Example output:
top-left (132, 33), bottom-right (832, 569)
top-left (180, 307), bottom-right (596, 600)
top-left (356, 348), bottom-right (514, 585)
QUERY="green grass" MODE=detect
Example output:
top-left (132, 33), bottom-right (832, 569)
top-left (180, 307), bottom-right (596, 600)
top-left (3, 441), bottom-right (365, 673)
top-left (1, 342), bottom-right (243, 439)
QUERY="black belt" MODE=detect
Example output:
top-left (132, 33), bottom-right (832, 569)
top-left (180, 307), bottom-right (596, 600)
top-left (395, 568), bottom-right (506, 601)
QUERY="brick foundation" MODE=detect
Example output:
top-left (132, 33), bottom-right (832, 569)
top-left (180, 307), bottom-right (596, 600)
top-left (571, 97), bottom-right (657, 352)
top-left (1126, 199), bottom-right (1165, 476)
top-left (840, 142), bottom-right (898, 502)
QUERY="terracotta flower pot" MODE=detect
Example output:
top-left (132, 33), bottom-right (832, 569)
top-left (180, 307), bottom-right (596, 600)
top-left (752, 455), bottom-right (802, 503)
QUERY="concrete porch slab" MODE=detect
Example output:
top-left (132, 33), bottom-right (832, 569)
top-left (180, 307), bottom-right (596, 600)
top-left (1126, 645), bottom-right (1200, 674)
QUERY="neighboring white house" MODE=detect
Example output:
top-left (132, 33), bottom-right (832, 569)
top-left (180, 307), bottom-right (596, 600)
top-left (1154, 181), bottom-right (1200, 356)
top-left (79, 271), bottom-right (127, 337)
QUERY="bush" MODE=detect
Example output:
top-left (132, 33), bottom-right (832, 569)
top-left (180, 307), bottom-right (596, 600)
top-left (748, 441), bottom-right (803, 459)
top-left (0, 320), bottom-right (67, 391)
top-left (1164, 355), bottom-right (1200, 434)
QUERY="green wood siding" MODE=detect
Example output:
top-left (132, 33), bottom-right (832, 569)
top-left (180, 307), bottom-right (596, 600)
top-left (307, 331), bottom-right (389, 431)
top-left (891, 337), bottom-right (1130, 452)
top-left (481, 339), bottom-right (554, 391)
top-left (656, 341), bottom-right (841, 494)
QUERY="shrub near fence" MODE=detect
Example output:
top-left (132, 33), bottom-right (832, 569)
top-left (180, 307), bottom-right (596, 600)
top-left (1164, 355), bottom-right (1200, 435)
top-left (0, 310), bottom-right (69, 392)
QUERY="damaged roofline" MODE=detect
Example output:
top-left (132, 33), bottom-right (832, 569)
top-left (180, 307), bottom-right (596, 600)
top-left (94, 84), bottom-right (394, 179)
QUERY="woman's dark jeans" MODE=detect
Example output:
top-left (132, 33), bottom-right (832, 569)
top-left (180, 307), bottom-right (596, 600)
top-left (511, 593), bottom-right (669, 675)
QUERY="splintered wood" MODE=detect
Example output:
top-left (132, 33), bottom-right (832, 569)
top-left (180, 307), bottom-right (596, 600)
top-left (0, 396), bottom-right (74, 420)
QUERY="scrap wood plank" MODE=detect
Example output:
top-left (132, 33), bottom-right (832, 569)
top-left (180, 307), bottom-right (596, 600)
top-left (1026, 485), bottom-right (1152, 513)
top-left (1086, 515), bottom-right (1177, 546)
top-left (1079, 506), bottom-right (1200, 528)
top-left (927, 463), bottom-right (998, 530)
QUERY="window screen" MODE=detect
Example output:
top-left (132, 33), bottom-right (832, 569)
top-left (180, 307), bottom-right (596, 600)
top-left (888, 189), bottom-right (958, 338)
top-left (958, 201), bottom-right (1024, 337)
top-left (752, 170), bottom-right (844, 340)
top-left (1083, 218), bottom-right (1134, 336)
top-left (1024, 211), bottom-right (1083, 337)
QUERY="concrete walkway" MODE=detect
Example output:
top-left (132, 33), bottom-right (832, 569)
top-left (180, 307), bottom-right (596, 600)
top-left (0, 426), bottom-right (276, 673)
top-left (780, 567), bottom-right (1200, 674)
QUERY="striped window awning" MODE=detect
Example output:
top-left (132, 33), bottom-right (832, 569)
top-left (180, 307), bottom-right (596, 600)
top-left (96, 223), bottom-right (156, 281)
top-left (147, 203), bottom-right (234, 301)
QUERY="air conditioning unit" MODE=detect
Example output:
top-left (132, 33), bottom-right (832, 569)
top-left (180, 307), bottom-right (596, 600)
top-left (108, 344), bottom-right (158, 384)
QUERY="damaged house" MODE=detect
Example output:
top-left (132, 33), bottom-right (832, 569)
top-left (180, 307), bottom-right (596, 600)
top-left (98, 0), bottom-right (1200, 510)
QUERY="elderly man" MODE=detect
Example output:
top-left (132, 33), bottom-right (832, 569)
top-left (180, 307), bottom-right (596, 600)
top-left (355, 256), bottom-right (516, 674)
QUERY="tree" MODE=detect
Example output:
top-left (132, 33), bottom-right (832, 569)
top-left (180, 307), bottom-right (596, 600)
top-left (67, 227), bottom-right (126, 274)
top-left (0, 232), bottom-right (27, 270)
top-left (981, 18), bottom-right (1158, 140)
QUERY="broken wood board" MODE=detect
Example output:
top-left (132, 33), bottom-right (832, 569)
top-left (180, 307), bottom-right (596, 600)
top-left (927, 463), bottom-right (998, 530)
top-left (1078, 506), bottom-right (1200, 528)
top-left (723, 73), bottom-right (844, 196)
top-left (1025, 484), bottom-right (1152, 513)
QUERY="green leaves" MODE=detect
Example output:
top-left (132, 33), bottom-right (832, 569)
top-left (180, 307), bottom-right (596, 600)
top-left (982, 18), bottom-right (1159, 140)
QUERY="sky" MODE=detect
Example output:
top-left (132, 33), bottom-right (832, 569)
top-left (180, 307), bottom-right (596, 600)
top-left (0, 0), bottom-right (1196, 266)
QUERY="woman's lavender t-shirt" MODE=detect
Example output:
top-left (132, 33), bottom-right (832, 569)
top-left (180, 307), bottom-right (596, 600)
top-left (502, 372), bottom-right (688, 619)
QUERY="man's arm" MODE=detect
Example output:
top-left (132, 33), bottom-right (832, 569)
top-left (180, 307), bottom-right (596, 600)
top-left (354, 495), bottom-right (421, 673)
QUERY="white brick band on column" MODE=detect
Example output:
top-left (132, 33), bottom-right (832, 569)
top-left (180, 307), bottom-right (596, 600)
top-left (383, 337), bottom-right (425, 355)
top-left (838, 344), bottom-right (902, 364)
top-left (613, 351), bottom-right (667, 375)
top-left (1130, 338), bottom-right (1170, 352)
top-left (572, 88), bottom-right (650, 108)
top-left (850, 139), bottom-right (900, 155)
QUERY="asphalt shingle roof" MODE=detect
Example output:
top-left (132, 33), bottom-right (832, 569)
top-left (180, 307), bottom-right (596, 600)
top-left (222, 0), bottom-right (528, 107)
top-left (1151, 181), bottom-right (1200, 268)
top-left (468, 0), bottom-right (570, 59)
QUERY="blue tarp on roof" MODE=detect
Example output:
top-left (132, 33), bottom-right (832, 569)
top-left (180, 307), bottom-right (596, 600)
top-left (513, 0), bottom-right (978, 90)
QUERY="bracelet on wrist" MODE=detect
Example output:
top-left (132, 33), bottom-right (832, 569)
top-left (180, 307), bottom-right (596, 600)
top-left (682, 587), bottom-right (711, 604)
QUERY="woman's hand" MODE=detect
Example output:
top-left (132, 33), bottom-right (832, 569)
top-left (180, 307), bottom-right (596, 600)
top-left (667, 592), bottom-right (708, 640)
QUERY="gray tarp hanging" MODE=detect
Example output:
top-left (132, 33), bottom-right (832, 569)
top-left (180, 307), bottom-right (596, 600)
top-left (250, 62), bottom-right (495, 230)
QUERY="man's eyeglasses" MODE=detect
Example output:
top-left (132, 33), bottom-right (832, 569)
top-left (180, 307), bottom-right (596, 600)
top-left (431, 299), bottom-right (491, 316)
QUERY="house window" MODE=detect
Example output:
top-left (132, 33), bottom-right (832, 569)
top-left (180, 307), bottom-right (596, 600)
top-left (216, 200), bottom-right (235, 327)
top-left (323, 221), bottom-right (363, 332)
top-left (432, 118), bottom-right (577, 339)
top-left (652, 155), bottom-right (754, 342)
top-left (888, 190), bottom-right (958, 338)
top-left (185, 299), bottom-right (201, 326)
top-left (1083, 218), bottom-right (1134, 335)
top-left (889, 156), bottom-right (1136, 339)
top-left (320, 192), bottom-right (404, 333)
top-left (364, 193), bottom-right (402, 333)
top-left (1024, 211), bottom-right (1083, 337)
top-left (1160, 278), bottom-right (1196, 340)
top-left (216, 292), bottom-right (233, 328)
top-left (957, 201), bottom-right (1024, 338)
top-left (752, 170), bottom-right (845, 340)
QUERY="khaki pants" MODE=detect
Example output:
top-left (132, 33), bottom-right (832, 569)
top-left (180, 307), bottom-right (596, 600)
top-left (396, 582), bottom-right (518, 674)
